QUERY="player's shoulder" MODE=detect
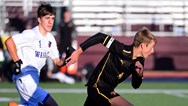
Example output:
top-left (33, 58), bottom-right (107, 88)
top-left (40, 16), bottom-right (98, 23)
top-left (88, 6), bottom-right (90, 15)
top-left (22, 28), bottom-right (35, 36)
top-left (122, 45), bottom-right (132, 52)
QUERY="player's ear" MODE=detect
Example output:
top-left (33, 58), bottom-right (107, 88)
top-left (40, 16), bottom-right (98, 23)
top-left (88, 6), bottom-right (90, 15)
top-left (141, 43), bottom-right (147, 49)
top-left (140, 43), bottom-right (144, 49)
top-left (38, 17), bottom-right (41, 24)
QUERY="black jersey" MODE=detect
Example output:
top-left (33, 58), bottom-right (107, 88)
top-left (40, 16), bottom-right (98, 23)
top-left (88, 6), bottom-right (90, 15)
top-left (80, 32), bottom-right (144, 90)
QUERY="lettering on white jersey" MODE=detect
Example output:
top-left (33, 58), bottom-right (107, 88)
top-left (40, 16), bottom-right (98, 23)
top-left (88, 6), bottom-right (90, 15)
top-left (35, 51), bottom-right (48, 58)
top-left (39, 40), bottom-right (41, 48)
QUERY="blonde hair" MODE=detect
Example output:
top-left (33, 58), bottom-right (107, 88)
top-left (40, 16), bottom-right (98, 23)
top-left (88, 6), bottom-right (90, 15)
top-left (133, 27), bottom-right (157, 47)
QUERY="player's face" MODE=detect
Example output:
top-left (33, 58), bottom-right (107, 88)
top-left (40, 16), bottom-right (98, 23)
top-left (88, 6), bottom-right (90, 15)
top-left (141, 40), bottom-right (155, 59)
top-left (38, 14), bottom-right (55, 33)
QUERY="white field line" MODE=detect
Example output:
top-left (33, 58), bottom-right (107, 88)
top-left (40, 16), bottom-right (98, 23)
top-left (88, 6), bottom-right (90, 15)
top-left (0, 88), bottom-right (188, 102)
top-left (1, 88), bottom-right (188, 94)
top-left (0, 97), bottom-right (19, 102)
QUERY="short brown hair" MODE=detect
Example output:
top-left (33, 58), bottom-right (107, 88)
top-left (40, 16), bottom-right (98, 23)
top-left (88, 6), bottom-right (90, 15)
top-left (133, 27), bottom-right (157, 47)
top-left (37, 2), bottom-right (56, 18)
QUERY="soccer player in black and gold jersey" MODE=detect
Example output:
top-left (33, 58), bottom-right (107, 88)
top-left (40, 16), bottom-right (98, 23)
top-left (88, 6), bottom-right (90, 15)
top-left (66, 27), bottom-right (157, 106)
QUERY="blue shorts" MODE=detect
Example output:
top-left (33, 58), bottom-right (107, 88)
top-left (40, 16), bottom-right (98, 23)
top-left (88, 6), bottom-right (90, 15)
top-left (13, 66), bottom-right (49, 106)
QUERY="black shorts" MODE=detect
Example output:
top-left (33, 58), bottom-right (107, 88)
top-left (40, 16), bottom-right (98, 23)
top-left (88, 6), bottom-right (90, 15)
top-left (84, 84), bottom-right (120, 106)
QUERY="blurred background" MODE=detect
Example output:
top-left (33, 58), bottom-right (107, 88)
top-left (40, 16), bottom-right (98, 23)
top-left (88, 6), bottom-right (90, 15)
top-left (0, 0), bottom-right (188, 80)
top-left (0, 0), bottom-right (188, 83)
top-left (0, 0), bottom-right (188, 106)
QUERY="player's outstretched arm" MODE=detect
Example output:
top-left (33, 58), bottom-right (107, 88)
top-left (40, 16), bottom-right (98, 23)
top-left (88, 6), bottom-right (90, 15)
top-left (66, 32), bottom-right (111, 66)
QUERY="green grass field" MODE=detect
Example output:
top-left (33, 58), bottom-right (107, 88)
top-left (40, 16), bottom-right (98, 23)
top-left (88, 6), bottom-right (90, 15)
top-left (0, 81), bottom-right (188, 106)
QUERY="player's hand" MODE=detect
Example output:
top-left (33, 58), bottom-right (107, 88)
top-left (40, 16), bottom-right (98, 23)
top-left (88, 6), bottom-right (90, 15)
top-left (135, 60), bottom-right (144, 77)
top-left (62, 46), bottom-right (75, 66)
top-left (12, 59), bottom-right (23, 75)
top-left (66, 47), bottom-right (83, 67)
top-left (131, 58), bottom-right (144, 89)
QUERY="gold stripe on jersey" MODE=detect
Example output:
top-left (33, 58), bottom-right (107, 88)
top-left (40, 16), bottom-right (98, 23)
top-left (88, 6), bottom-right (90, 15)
top-left (123, 50), bottom-right (131, 54)
top-left (118, 72), bottom-right (124, 79)
top-left (94, 53), bottom-right (111, 86)
top-left (103, 36), bottom-right (109, 45)
top-left (93, 53), bottom-right (111, 103)
top-left (120, 60), bottom-right (124, 64)
top-left (132, 57), bottom-right (137, 60)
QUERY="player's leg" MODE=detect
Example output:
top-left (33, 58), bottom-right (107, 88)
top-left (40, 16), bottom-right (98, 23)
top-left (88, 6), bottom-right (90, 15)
top-left (42, 94), bottom-right (58, 106)
top-left (15, 74), bottom-right (37, 105)
top-left (110, 96), bottom-right (134, 106)
top-left (84, 96), bottom-right (93, 106)
top-left (16, 76), bottom-right (58, 106)
top-left (84, 88), bottom-right (100, 106)
top-left (84, 95), bottom-right (110, 106)
top-left (15, 68), bottom-right (59, 106)
top-left (84, 85), bottom-right (110, 106)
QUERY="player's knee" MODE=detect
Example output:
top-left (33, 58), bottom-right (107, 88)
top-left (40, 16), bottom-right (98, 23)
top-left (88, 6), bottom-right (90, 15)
top-left (125, 101), bottom-right (134, 106)
top-left (110, 96), bottom-right (132, 106)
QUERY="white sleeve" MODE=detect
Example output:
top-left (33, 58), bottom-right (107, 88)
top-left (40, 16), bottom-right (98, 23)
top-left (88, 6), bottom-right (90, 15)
top-left (12, 30), bottom-right (35, 49)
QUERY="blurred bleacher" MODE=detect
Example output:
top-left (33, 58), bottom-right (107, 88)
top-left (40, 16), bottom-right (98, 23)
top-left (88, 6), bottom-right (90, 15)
top-left (70, 0), bottom-right (188, 36)
top-left (69, 0), bottom-right (188, 71)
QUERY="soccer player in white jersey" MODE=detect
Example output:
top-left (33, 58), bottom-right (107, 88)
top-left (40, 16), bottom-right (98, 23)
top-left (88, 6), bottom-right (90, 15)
top-left (5, 2), bottom-right (64, 106)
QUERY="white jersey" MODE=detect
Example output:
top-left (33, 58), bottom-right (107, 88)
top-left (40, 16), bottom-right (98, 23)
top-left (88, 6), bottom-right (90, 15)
top-left (12, 26), bottom-right (59, 73)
